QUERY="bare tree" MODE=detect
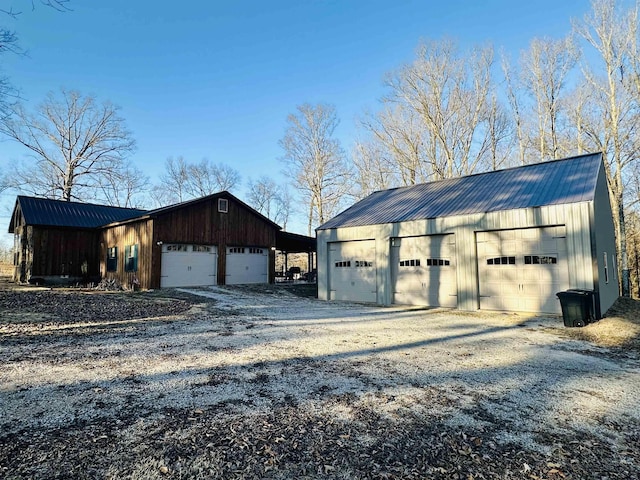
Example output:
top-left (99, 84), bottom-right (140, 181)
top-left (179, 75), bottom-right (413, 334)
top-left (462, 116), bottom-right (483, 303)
top-left (247, 175), bottom-right (291, 228)
top-left (359, 105), bottom-right (428, 185)
top-left (0, 89), bottom-right (136, 202)
top-left (351, 139), bottom-right (400, 199)
top-left (97, 161), bottom-right (149, 208)
top-left (519, 36), bottom-right (578, 160)
top-left (385, 39), bottom-right (495, 178)
top-left (279, 103), bottom-right (351, 235)
top-left (0, 1), bottom-right (72, 115)
top-left (572, 0), bottom-right (640, 296)
top-left (155, 156), bottom-right (241, 206)
top-left (185, 159), bottom-right (241, 198)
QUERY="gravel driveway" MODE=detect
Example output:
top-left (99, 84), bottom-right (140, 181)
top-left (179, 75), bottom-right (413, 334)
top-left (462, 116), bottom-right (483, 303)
top-left (1, 284), bottom-right (639, 479)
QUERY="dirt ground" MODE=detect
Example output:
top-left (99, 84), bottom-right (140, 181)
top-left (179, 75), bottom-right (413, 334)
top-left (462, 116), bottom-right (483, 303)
top-left (1, 280), bottom-right (639, 480)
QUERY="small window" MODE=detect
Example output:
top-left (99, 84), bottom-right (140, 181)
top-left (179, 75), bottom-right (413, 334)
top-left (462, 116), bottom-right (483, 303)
top-left (334, 261), bottom-right (351, 268)
top-left (400, 259), bottom-right (421, 267)
top-left (604, 251), bottom-right (609, 284)
top-left (125, 244), bottom-right (138, 272)
top-left (218, 198), bottom-right (228, 213)
top-left (229, 247), bottom-right (245, 254)
top-left (249, 247), bottom-right (264, 254)
top-left (107, 246), bottom-right (118, 272)
top-left (167, 244), bottom-right (188, 252)
top-left (193, 245), bottom-right (211, 253)
top-left (355, 260), bottom-right (373, 267)
top-left (487, 256), bottom-right (515, 265)
top-left (426, 258), bottom-right (450, 266)
top-left (525, 255), bottom-right (557, 265)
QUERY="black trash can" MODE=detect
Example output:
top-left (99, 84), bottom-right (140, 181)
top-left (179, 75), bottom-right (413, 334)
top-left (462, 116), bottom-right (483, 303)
top-left (556, 290), bottom-right (594, 327)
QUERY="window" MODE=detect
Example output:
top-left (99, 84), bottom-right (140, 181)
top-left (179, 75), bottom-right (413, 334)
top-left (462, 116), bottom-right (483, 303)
top-left (249, 247), bottom-right (264, 254)
top-left (355, 260), bottom-right (373, 267)
top-left (426, 258), bottom-right (450, 266)
top-left (193, 245), bottom-right (211, 253)
top-left (486, 256), bottom-right (515, 265)
top-left (107, 246), bottom-right (118, 272)
top-left (524, 255), bottom-right (557, 265)
top-left (604, 252), bottom-right (609, 284)
top-left (167, 244), bottom-right (188, 252)
top-left (229, 247), bottom-right (245, 254)
top-left (125, 244), bottom-right (138, 272)
top-left (334, 261), bottom-right (351, 268)
top-left (218, 198), bottom-right (229, 213)
top-left (399, 259), bottom-right (421, 267)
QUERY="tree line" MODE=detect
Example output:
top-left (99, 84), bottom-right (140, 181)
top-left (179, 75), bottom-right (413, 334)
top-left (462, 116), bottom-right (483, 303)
top-left (1, 0), bottom-right (640, 295)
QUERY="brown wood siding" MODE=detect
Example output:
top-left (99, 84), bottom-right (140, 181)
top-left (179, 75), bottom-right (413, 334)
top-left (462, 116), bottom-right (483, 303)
top-left (100, 219), bottom-right (154, 289)
top-left (152, 196), bottom-right (278, 286)
top-left (24, 226), bottom-right (99, 281)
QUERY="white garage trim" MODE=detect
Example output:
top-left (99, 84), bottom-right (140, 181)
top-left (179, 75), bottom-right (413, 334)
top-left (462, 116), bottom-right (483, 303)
top-left (226, 246), bottom-right (268, 285)
top-left (477, 226), bottom-right (569, 314)
top-left (390, 234), bottom-right (457, 307)
top-left (328, 240), bottom-right (377, 302)
top-left (161, 244), bottom-right (217, 288)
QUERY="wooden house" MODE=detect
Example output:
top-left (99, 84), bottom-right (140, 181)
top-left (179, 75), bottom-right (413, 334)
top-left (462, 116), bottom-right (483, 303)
top-left (9, 191), bottom-right (312, 289)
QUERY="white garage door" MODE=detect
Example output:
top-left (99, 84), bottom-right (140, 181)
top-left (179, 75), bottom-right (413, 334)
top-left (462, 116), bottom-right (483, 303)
top-left (161, 244), bottom-right (217, 288)
top-left (226, 246), bottom-right (268, 285)
top-left (390, 235), bottom-right (457, 307)
top-left (477, 226), bottom-right (569, 314)
top-left (328, 240), bottom-right (377, 302)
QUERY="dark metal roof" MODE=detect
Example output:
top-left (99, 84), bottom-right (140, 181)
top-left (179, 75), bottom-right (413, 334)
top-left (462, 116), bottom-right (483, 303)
top-left (9, 196), bottom-right (148, 232)
top-left (276, 230), bottom-right (316, 252)
top-left (318, 153), bottom-right (603, 230)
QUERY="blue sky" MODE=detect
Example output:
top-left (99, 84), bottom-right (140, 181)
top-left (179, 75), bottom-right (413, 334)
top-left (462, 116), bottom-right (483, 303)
top-left (0, 0), bottom-right (593, 239)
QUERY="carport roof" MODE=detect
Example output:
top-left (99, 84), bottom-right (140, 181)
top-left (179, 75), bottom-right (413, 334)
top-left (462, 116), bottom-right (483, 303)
top-left (318, 153), bottom-right (603, 230)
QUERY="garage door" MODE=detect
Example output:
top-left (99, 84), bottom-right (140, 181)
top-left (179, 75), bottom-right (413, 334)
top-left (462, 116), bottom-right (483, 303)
top-left (477, 226), bottom-right (569, 313)
top-left (328, 240), bottom-right (377, 302)
top-left (390, 235), bottom-right (457, 307)
top-left (161, 244), bottom-right (217, 288)
top-left (226, 246), bottom-right (268, 284)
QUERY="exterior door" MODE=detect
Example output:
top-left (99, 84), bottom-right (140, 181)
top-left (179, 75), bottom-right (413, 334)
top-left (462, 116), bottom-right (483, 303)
top-left (160, 244), bottom-right (217, 288)
top-left (226, 246), bottom-right (269, 284)
top-left (390, 235), bottom-right (457, 307)
top-left (476, 226), bottom-right (569, 314)
top-left (328, 240), bottom-right (377, 302)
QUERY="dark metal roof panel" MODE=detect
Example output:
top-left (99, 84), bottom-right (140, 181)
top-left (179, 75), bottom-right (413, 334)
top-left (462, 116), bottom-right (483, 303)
top-left (16, 196), bottom-right (148, 229)
top-left (318, 153), bottom-right (602, 230)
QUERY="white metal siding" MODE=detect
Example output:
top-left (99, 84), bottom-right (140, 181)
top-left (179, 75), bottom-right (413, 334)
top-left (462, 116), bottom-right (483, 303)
top-left (161, 244), bottom-right (217, 288)
top-left (391, 235), bottom-right (457, 307)
top-left (317, 202), bottom-right (597, 313)
top-left (226, 247), bottom-right (268, 285)
top-left (328, 240), bottom-right (377, 302)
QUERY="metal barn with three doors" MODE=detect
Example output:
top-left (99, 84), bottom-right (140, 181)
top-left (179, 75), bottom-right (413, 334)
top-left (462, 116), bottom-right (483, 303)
top-left (316, 153), bottom-right (619, 318)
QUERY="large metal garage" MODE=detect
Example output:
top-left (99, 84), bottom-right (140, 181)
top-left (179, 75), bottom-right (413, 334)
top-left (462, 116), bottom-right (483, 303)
top-left (316, 153), bottom-right (619, 319)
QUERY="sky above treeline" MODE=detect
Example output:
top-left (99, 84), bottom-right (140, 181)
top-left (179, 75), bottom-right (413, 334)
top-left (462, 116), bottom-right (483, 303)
top-left (0, 0), bottom-right (598, 238)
